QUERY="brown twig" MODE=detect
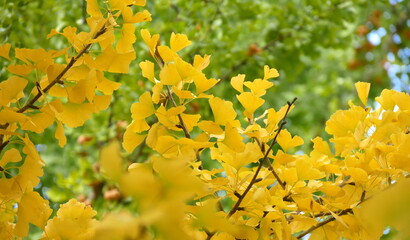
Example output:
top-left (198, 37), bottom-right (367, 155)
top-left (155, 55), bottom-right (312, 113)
top-left (261, 97), bottom-right (297, 190)
top-left (227, 98), bottom-right (296, 218)
top-left (0, 23), bottom-right (108, 154)
top-left (295, 208), bottom-right (353, 239)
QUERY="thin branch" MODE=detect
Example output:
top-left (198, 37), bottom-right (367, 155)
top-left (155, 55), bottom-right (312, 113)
top-left (261, 97), bottom-right (297, 190)
top-left (165, 85), bottom-right (191, 139)
top-left (0, 23), bottom-right (108, 154)
top-left (227, 98), bottom-right (296, 218)
top-left (295, 208), bottom-right (353, 239)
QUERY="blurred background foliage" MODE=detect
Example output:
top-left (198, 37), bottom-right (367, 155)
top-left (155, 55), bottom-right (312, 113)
top-left (1, 0), bottom-right (409, 238)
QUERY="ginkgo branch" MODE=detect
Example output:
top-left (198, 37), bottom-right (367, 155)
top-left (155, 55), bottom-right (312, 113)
top-left (261, 97), bottom-right (297, 190)
top-left (164, 85), bottom-right (204, 165)
top-left (0, 23), bottom-right (109, 153)
top-left (295, 208), bottom-right (353, 239)
top-left (165, 85), bottom-right (191, 139)
top-left (227, 98), bottom-right (296, 218)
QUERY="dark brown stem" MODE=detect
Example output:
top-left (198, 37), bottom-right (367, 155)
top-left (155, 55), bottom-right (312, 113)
top-left (0, 23), bottom-right (108, 154)
top-left (261, 97), bottom-right (297, 190)
top-left (165, 86), bottom-right (191, 139)
top-left (227, 98), bottom-right (297, 218)
top-left (295, 209), bottom-right (353, 239)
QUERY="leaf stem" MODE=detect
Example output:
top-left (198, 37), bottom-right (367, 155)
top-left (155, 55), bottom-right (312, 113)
top-left (0, 23), bottom-right (108, 153)
top-left (227, 97), bottom-right (296, 218)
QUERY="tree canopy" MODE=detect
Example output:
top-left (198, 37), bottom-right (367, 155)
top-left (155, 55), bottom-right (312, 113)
top-left (0, 0), bottom-right (409, 239)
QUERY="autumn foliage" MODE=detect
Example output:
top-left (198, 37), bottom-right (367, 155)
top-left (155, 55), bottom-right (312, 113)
top-left (1, 1), bottom-right (410, 239)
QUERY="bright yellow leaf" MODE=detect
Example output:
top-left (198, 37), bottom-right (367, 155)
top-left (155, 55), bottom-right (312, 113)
top-left (100, 141), bottom-right (122, 180)
top-left (230, 74), bottom-right (245, 93)
top-left (236, 92), bottom-right (265, 117)
top-left (243, 78), bottom-right (273, 97)
top-left (85, 0), bottom-right (102, 16)
top-left (139, 60), bottom-right (155, 82)
top-left (60, 102), bottom-right (94, 128)
top-left (277, 129), bottom-right (304, 152)
top-left (15, 190), bottom-right (52, 238)
top-left (209, 97), bottom-right (238, 126)
top-left (140, 29), bottom-right (159, 56)
top-left (222, 123), bottom-right (245, 152)
top-left (42, 199), bottom-right (98, 240)
top-left (122, 129), bottom-right (146, 153)
top-left (159, 62), bottom-right (182, 86)
top-left (96, 75), bottom-right (121, 95)
top-left (263, 65), bottom-right (279, 80)
top-left (55, 121), bottom-right (66, 147)
top-left (6, 64), bottom-right (35, 76)
top-left (94, 46), bottom-right (136, 73)
top-left (130, 92), bottom-right (155, 120)
top-left (0, 76), bottom-right (27, 107)
top-left (198, 120), bottom-right (224, 135)
top-left (0, 43), bottom-right (11, 60)
top-left (0, 108), bottom-right (27, 125)
top-left (354, 81), bottom-right (371, 106)
top-left (170, 32), bottom-right (192, 52)
top-left (193, 54), bottom-right (210, 71)
top-left (116, 23), bottom-right (136, 53)
top-left (193, 73), bottom-right (218, 94)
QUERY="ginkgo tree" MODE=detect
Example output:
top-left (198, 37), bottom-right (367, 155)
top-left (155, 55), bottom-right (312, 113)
top-left (1, 0), bottom-right (410, 239)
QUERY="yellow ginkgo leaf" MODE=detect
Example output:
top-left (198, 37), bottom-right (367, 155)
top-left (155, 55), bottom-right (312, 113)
top-left (123, 9), bottom-right (152, 24)
top-left (296, 158), bottom-right (325, 181)
top-left (263, 65), bottom-right (279, 80)
top-left (159, 62), bottom-right (182, 86)
top-left (193, 73), bottom-right (219, 94)
top-left (354, 81), bottom-right (371, 106)
top-left (20, 110), bottom-right (54, 133)
top-left (55, 121), bottom-right (66, 147)
top-left (60, 102), bottom-right (94, 128)
top-left (100, 141), bottom-right (122, 180)
top-left (243, 78), bottom-right (273, 97)
top-left (42, 199), bottom-right (98, 240)
top-left (131, 92), bottom-right (155, 120)
top-left (116, 23), bottom-right (136, 53)
top-left (222, 123), bottom-right (245, 152)
top-left (93, 46), bottom-right (136, 73)
top-left (85, 0), bottom-right (102, 16)
top-left (0, 149), bottom-right (22, 168)
top-left (157, 45), bottom-right (178, 64)
top-left (277, 129), bottom-right (304, 152)
top-left (7, 64), bottom-right (35, 76)
top-left (96, 75), bottom-right (121, 95)
top-left (181, 113), bottom-right (201, 132)
top-left (139, 60), bottom-right (155, 83)
top-left (193, 54), bottom-right (211, 71)
top-left (0, 108), bottom-right (27, 125)
top-left (123, 129), bottom-right (146, 153)
top-left (0, 76), bottom-right (28, 107)
top-left (128, 119), bottom-right (150, 133)
top-left (0, 43), bottom-right (11, 60)
top-left (236, 92), bottom-right (265, 117)
top-left (140, 29), bottom-right (159, 56)
top-left (68, 77), bottom-right (97, 104)
top-left (230, 74), bottom-right (245, 93)
top-left (170, 32), bottom-right (192, 52)
top-left (152, 82), bottom-right (163, 104)
top-left (93, 95), bottom-right (112, 112)
top-left (15, 190), bottom-right (52, 238)
top-left (172, 86), bottom-right (195, 99)
top-left (198, 120), bottom-right (224, 135)
top-left (46, 64), bottom-right (66, 84)
top-left (209, 97), bottom-right (238, 126)
top-left (346, 167), bottom-right (368, 183)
